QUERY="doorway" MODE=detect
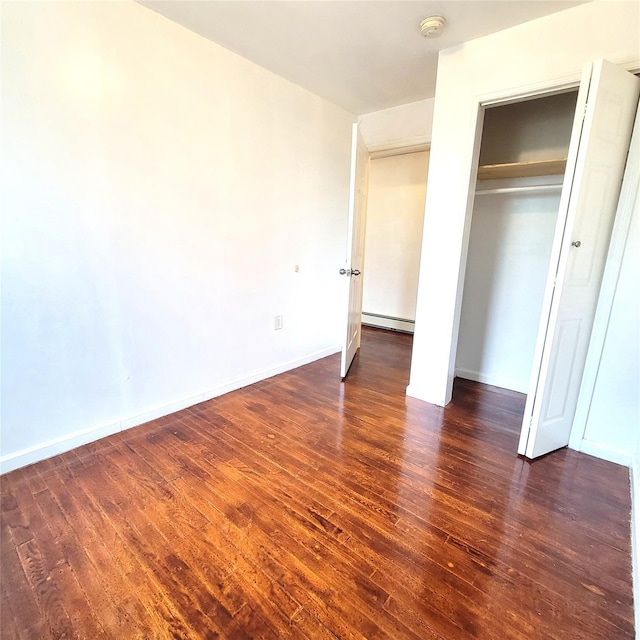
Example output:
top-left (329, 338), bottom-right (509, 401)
top-left (455, 91), bottom-right (577, 394)
top-left (361, 148), bottom-right (430, 335)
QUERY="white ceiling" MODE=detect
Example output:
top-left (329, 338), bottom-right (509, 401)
top-left (139, 0), bottom-right (588, 115)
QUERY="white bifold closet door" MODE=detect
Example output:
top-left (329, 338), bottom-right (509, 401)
top-left (518, 59), bottom-right (640, 459)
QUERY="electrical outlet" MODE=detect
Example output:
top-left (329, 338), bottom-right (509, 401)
top-left (275, 315), bottom-right (283, 330)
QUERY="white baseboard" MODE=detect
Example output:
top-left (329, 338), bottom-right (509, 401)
top-left (631, 453), bottom-right (639, 638)
top-left (0, 345), bottom-right (340, 475)
top-left (454, 368), bottom-right (527, 394)
top-left (572, 440), bottom-right (633, 468)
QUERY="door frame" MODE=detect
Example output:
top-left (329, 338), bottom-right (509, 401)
top-left (451, 81), bottom-right (581, 418)
top-left (342, 128), bottom-right (431, 373)
top-left (361, 143), bottom-right (431, 335)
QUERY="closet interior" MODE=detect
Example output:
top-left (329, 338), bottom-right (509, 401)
top-left (455, 91), bottom-right (579, 394)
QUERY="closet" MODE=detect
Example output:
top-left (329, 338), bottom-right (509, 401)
top-left (455, 59), bottom-right (639, 461)
top-left (455, 91), bottom-right (578, 393)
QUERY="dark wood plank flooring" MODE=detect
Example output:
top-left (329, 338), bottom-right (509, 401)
top-left (1, 327), bottom-right (634, 639)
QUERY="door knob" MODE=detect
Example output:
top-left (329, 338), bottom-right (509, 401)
top-left (339, 268), bottom-right (352, 276)
top-left (571, 240), bottom-right (582, 248)
top-left (352, 270), bottom-right (361, 276)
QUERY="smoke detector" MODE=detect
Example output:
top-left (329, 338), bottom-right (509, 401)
top-left (420, 16), bottom-right (446, 38)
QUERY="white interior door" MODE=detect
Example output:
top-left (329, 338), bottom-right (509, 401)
top-left (519, 59), bottom-right (640, 459)
top-left (340, 123), bottom-right (369, 378)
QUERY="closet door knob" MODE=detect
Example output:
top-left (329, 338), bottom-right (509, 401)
top-left (571, 240), bottom-right (582, 248)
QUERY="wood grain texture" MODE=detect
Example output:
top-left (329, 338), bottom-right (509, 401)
top-left (1, 327), bottom-right (634, 639)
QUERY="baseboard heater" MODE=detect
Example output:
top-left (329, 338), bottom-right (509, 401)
top-left (362, 312), bottom-right (415, 334)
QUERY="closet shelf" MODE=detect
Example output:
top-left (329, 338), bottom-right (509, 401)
top-left (476, 184), bottom-right (563, 196)
top-left (477, 158), bottom-right (567, 180)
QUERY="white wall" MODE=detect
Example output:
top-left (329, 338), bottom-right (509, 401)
top-left (358, 99), bottom-right (434, 152)
top-left (408, 1), bottom-right (640, 409)
top-left (455, 183), bottom-right (560, 392)
top-left (362, 151), bottom-right (429, 325)
top-left (0, 1), bottom-right (354, 472)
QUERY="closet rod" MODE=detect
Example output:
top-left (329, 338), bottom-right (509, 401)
top-left (475, 184), bottom-right (563, 196)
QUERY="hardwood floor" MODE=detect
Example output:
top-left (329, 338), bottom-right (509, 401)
top-left (1, 327), bottom-right (634, 639)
